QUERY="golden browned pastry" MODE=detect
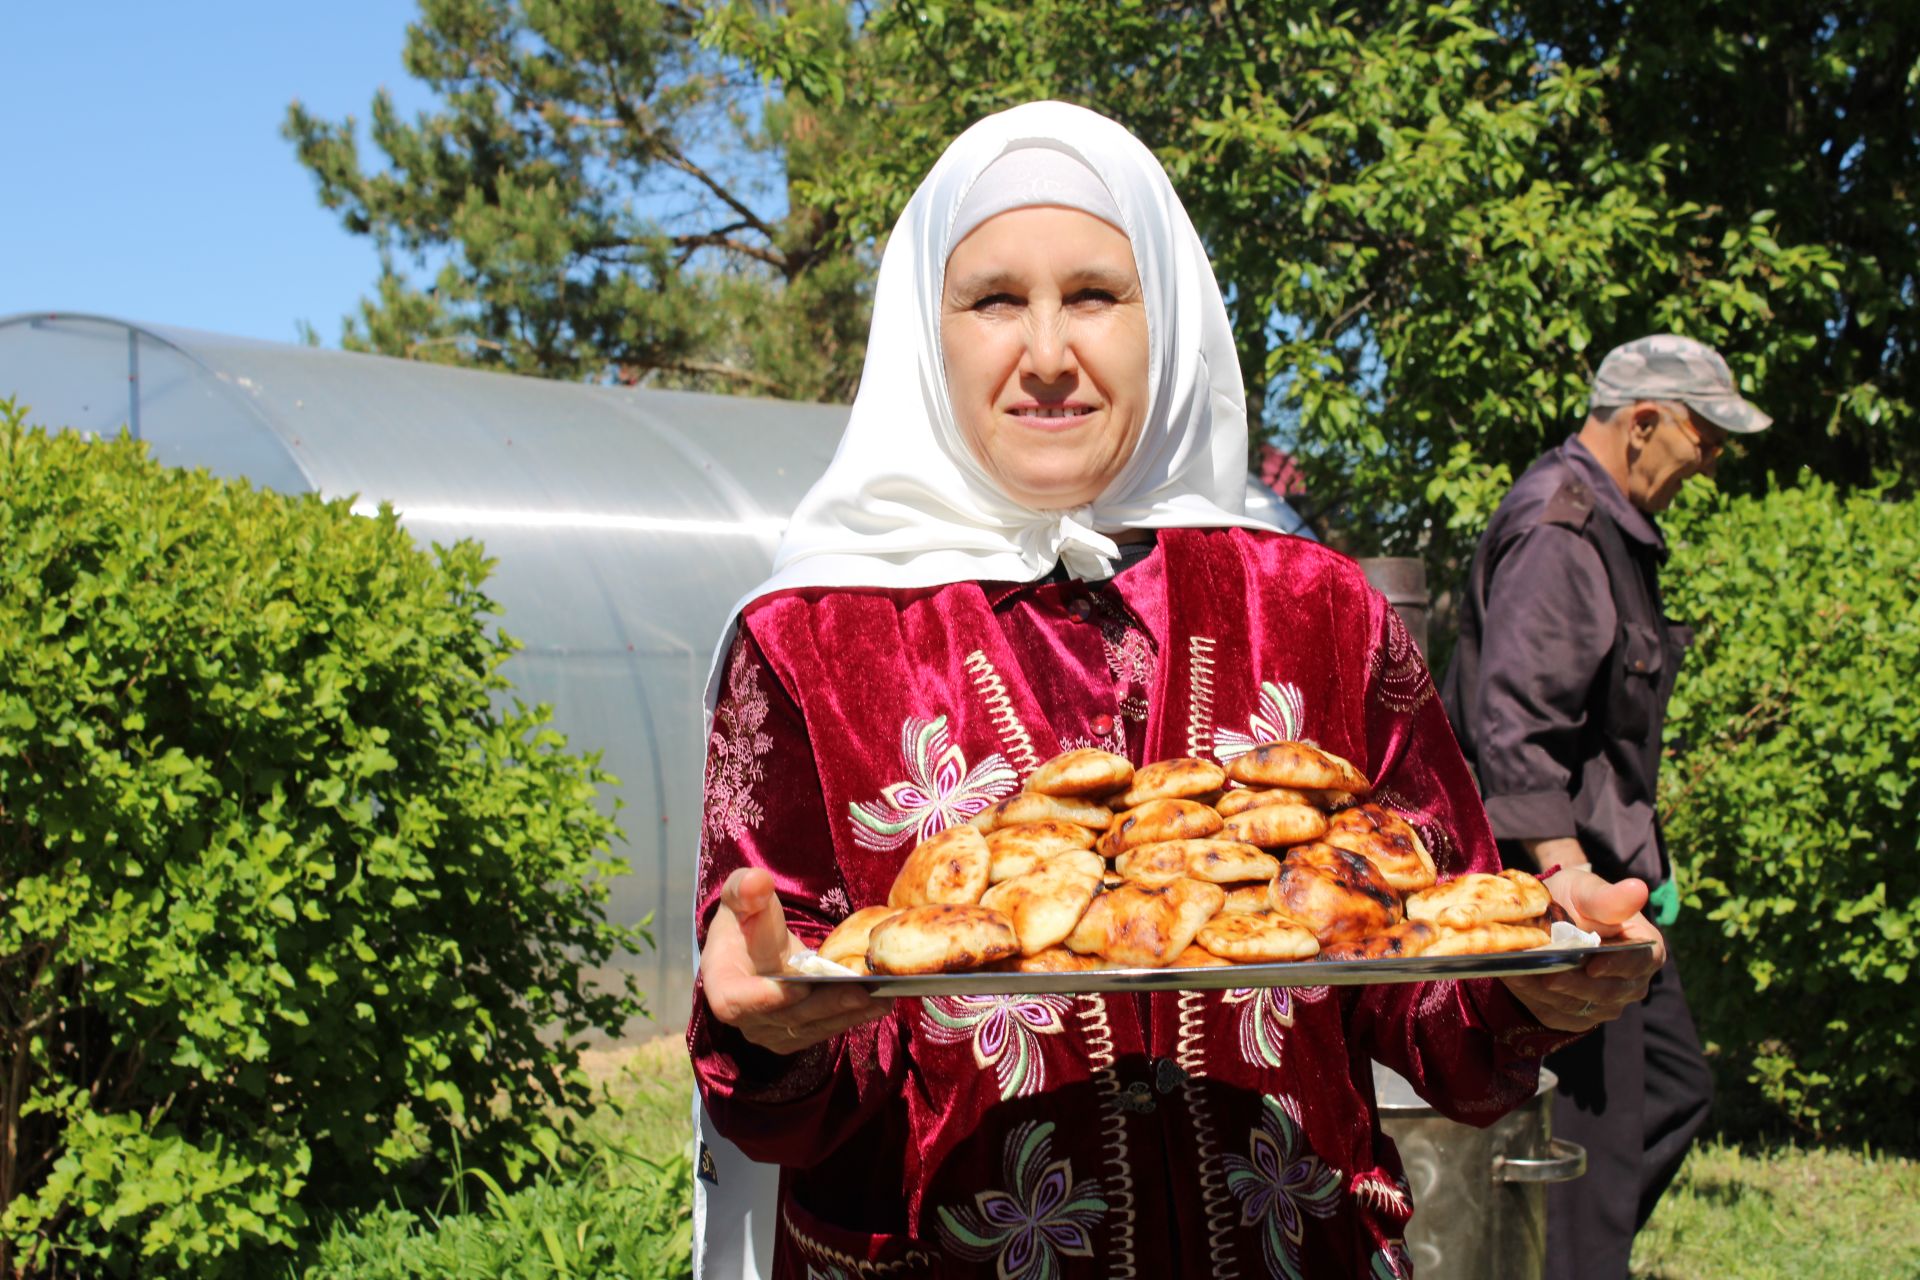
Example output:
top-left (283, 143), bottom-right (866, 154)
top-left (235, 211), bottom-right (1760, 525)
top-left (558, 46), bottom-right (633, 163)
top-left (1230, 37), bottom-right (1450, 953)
top-left (1195, 910), bottom-right (1321, 962)
top-left (1421, 920), bottom-right (1551, 956)
top-left (1112, 757), bottom-right (1228, 809)
top-left (867, 904), bottom-right (1019, 974)
top-left (887, 825), bottom-right (991, 908)
top-left (974, 791), bottom-right (1115, 832)
top-left (986, 820), bottom-right (1100, 881)
top-left (1218, 882), bottom-right (1274, 914)
top-left (1221, 802), bottom-right (1330, 849)
top-left (1226, 740), bottom-right (1373, 794)
top-left (1215, 785), bottom-right (1320, 817)
top-left (1096, 798), bottom-right (1224, 857)
top-left (1171, 943), bottom-right (1235, 968)
top-left (1063, 878), bottom-right (1226, 967)
top-left (1114, 839), bottom-right (1277, 886)
top-left (1026, 747), bottom-right (1135, 798)
top-left (1405, 869), bottom-right (1551, 929)
top-left (818, 906), bottom-right (902, 967)
top-left (1003, 945), bottom-right (1112, 973)
top-left (1269, 843), bottom-right (1403, 944)
top-left (1317, 920), bottom-right (1436, 962)
top-left (1323, 803), bottom-right (1438, 892)
top-left (979, 852), bottom-right (1104, 955)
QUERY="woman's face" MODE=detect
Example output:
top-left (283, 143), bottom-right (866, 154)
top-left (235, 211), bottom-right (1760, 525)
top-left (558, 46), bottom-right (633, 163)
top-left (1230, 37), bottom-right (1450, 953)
top-left (941, 206), bottom-right (1149, 510)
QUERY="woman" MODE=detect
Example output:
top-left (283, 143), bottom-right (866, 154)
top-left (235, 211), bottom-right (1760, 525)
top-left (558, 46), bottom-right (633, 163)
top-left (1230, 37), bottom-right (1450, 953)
top-left (690, 101), bottom-right (1661, 1278)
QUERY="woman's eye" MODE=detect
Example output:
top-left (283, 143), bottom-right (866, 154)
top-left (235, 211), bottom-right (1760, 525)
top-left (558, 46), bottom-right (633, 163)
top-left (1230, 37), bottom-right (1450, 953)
top-left (1067, 288), bottom-right (1118, 307)
top-left (970, 293), bottom-right (1020, 311)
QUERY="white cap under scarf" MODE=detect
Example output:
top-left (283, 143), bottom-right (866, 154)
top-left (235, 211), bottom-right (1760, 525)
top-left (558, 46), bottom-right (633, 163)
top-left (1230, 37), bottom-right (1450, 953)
top-left (743, 99), bottom-right (1267, 600)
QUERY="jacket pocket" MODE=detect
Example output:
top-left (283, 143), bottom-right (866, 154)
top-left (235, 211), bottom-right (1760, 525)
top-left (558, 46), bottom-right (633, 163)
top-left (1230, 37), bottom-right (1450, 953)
top-left (779, 1193), bottom-right (941, 1277)
top-left (1609, 621), bottom-right (1666, 742)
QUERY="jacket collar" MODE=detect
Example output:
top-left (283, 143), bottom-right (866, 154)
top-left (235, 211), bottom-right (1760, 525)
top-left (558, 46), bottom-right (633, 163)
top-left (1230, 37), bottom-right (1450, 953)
top-left (1560, 436), bottom-right (1666, 555)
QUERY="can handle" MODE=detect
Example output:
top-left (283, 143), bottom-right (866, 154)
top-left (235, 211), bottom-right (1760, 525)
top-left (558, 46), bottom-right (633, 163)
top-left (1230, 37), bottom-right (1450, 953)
top-left (1493, 1137), bottom-right (1586, 1184)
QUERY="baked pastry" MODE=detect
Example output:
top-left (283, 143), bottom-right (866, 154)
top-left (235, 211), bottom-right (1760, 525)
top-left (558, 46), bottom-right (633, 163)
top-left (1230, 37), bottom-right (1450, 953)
top-left (1269, 843), bottom-right (1403, 944)
top-left (1003, 945), bottom-right (1111, 973)
top-left (1318, 920), bottom-right (1436, 961)
top-left (973, 791), bottom-right (1115, 832)
top-left (1422, 919), bottom-right (1551, 956)
top-left (867, 904), bottom-right (1019, 974)
top-left (1221, 802), bottom-right (1329, 849)
top-left (1215, 786), bottom-right (1320, 817)
top-left (1115, 838), bottom-right (1279, 886)
top-left (1026, 747), bottom-right (1135, 798)
top-left (1218, 882), bottom-right (1274, 915)
top-left (1172, 943), bottom-right (1234, 968)
top-left (986, 820), bottom-right (1100, 881)
top-left (1096, 798), bottom-right (1223, 857)
top-left (1323, 804), bottom-right (1438, 892)
top-left (1405, 870), bottom-right (1551, 929)
top-left (1112, 757), bottom-right (1228, 808)
top-left (818, 906), bottom-right (901, 967)
top-left (887, 825), bottom-right (991, 908)
top-left (1064, 878), bottom-right (1226, 967)
top-left (979, 851), bottom-right (1104, 955)
top-left (1195, 910), bottom-right (1321, 962)
top-left (1225, 740), bottom-right (1372, 794)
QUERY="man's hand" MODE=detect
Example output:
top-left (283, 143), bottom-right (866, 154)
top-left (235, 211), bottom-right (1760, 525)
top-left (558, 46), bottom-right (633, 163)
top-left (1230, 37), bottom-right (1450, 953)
top-left (1501, 866), bottom-right (1665, 1033)
top-left (700, 868), bottom-right (893, 1055)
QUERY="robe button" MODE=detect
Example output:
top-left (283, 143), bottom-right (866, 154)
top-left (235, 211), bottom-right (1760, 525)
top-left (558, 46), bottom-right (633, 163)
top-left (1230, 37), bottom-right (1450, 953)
top-left (1067, 597), bottom-right (1093, 621)
top-left (1091, 713), bottom-right (1116, 737)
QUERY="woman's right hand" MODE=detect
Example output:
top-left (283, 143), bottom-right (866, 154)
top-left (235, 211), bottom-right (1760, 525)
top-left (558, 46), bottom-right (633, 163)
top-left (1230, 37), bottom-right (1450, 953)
top-left (700, 867), bottom-right (894, 1055)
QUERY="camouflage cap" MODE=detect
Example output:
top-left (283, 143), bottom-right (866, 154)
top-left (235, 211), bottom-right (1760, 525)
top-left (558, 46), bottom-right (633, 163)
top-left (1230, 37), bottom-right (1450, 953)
top-left (1588, 334), bottom-right (1772, 434)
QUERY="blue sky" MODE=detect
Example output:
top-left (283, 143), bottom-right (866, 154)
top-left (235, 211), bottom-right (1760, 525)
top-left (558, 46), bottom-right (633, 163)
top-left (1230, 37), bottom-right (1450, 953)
top-left (1, 2), bottom-right (435, 345)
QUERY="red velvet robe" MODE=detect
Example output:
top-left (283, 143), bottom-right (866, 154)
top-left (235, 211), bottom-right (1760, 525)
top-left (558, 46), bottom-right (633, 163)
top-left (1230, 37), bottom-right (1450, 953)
top-left (689, 528), bottom-right (1569, 1279)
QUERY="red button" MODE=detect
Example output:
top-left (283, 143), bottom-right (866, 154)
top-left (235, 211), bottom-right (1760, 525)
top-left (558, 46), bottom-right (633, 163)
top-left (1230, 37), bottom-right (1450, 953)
top-left (1091, 713), bottom-right (1116, 737)
top-left (1067, 597), bottom-right (1093, 621)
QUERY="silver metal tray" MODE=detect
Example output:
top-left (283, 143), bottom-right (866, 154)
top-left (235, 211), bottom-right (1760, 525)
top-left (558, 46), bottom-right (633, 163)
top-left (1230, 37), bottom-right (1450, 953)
top-left (772, 939), bottom-right (1656, 998)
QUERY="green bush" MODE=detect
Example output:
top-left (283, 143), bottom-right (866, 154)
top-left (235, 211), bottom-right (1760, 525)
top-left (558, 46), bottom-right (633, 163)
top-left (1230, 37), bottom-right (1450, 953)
top-left (1662, 476), bottom-right (1920, 1143)
top-left (0, 404), bottom-right (648, 1277)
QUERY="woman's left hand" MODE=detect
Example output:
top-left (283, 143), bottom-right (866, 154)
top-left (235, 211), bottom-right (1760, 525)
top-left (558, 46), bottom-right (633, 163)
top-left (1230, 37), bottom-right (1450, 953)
top-left (1500, 867), bottom-right (1666, 1033)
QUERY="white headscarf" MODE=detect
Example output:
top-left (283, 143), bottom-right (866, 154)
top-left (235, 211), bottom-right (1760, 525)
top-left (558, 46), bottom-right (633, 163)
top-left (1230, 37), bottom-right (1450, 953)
top-left (751, 99), bottom-right (1265, 596)
top-left (692, 101), bottom-right (1266, 1280)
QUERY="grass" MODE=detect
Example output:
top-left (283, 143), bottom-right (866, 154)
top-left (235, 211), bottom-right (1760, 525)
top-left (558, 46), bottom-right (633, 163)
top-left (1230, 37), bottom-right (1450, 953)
top-left (1632, 1139), bottom-right (1920, 1280)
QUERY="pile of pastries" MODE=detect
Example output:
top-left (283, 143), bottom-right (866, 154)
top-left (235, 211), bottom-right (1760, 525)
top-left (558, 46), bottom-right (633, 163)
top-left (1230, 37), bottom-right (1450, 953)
top-left (819, 744), bottom-right (1564, 976)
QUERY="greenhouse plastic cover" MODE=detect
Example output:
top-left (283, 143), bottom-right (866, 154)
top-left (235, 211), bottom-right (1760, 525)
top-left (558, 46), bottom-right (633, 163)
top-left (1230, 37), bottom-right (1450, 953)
top-left (0, 311), bottom-right (1309, 1031)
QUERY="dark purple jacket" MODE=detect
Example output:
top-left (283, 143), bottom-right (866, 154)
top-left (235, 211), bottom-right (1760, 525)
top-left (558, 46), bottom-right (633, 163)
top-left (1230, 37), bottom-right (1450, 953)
top-left (1440, 437), bottom-right (1690, 884)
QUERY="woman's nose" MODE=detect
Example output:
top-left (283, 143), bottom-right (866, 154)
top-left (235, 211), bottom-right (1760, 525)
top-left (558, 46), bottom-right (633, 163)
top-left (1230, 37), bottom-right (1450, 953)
top-left (1021, 306), bottom-right (1076, 382)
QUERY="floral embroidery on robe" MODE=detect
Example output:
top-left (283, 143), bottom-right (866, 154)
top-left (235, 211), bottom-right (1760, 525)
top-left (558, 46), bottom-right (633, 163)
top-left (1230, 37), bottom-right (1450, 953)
top-left (847, 714), bottom-right (1018, 851)
top-left (1215, 679), bottom-right (1308, 762)
top-left (934, 1120), bottom-right (1107, 1280)
top-left (1222, 1094), bottom-right (1344, 1280)
top-left (702, 641), bottom-right (775, 875)
top-left (922, 994), bottom-right (1076, 1101)
top-left (1224, 985), bottom-right (1299, 1070)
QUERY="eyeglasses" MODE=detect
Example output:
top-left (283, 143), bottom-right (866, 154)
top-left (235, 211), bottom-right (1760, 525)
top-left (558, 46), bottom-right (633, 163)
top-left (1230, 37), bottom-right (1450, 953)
top-left (1672, 409), bottom-right (1727, 460)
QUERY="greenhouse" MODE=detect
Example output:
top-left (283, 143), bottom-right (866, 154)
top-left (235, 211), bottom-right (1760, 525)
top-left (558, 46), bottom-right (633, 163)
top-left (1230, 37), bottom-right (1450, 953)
top-left (0, 310), bottom-right (1312, 1031)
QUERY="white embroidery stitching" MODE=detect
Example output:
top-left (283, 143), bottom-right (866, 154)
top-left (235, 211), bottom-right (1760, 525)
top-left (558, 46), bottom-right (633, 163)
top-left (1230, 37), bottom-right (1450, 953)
top-left (1077, 997), bottom-right (1135, 1278)
top-left (1179, 992), bottom-right (1242, 1279)
top-left (1186, 635), bottom-right (1218, 759)
top-left (964, 649), bottom-right (1043, 775)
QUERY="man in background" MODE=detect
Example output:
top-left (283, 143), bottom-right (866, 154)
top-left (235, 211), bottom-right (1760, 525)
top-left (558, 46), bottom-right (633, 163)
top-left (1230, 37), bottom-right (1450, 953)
top-left (1441, 335), bottom-right (1766, 1279)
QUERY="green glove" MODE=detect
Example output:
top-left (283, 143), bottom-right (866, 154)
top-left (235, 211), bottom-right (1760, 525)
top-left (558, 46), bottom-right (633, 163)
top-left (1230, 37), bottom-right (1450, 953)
top-left (1647, 877), bottom-right (1680, 927)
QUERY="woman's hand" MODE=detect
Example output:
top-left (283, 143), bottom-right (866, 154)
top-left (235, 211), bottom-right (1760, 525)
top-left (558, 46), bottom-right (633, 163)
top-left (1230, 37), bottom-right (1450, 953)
top-left (1500, 867), bottom-right (1666, 1034)
top-left (700, 868), bottom-right (893, 1055)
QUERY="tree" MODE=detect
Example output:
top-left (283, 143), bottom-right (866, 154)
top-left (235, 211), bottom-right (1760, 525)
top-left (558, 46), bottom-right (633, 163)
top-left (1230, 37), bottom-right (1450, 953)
top-left (714, 0), bottom-right (1845, 575)
top-left (286, 0), bottom-right (871, 402)
top-left (1510, 0), bottom-right (1920, 491)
